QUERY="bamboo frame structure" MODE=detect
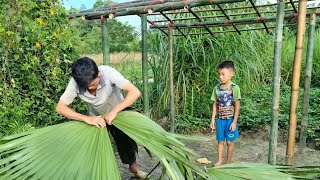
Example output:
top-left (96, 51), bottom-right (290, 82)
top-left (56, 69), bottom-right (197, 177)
top-left (149, 12), bottom-right (317, 29)
top-left (268, 0), bottom-right (285, 165)
top-left (149, 0), bottom-right (300, 15)
top-left (68, 0), bottom-right (245, 20)
top-left (286, 0), bottom-right (308, 166)
top-left (299, 12), bottom-right (317, 154)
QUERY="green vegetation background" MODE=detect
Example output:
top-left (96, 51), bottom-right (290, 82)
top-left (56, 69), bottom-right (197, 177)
top-left (0, 0), bottom-right (319, 147)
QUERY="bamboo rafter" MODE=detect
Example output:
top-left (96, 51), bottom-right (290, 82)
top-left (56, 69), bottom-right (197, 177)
top-left (149, 12), bottom-right (319, 29)
top-left (68, 0), bottom-right (319, 36)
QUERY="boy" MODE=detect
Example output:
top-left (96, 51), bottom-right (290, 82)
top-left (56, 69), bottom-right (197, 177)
top-left (56, 57), bottom-right (148, 179)
top-left (210, 60), bottom-right (241, 166)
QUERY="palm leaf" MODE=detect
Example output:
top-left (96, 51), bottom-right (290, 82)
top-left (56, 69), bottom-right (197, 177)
top-left (112, 111), bottom-right (210, 180)
top-left (0, 111), bottom-right (318, 180)
top-left (204, 162), bottom-right (320, 180)
top-left (0, 121), bottom-right (121, 180)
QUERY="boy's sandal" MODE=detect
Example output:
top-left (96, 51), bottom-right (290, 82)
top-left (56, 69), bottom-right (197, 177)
top-left (134, 170), bottom-right (150, 179)
top-left (196, 157), bottom-right (212, 165)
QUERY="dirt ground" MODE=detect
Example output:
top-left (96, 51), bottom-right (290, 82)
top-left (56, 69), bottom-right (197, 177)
top-left (116, 130), bottom-right (320, 180)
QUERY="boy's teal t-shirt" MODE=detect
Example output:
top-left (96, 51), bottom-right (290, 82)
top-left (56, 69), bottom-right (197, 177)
top-left (211, 82), bottom-right (241, 119)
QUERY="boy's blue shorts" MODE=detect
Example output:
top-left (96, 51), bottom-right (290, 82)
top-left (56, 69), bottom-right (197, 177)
top-left (215, 118), bottom-right (239, 142)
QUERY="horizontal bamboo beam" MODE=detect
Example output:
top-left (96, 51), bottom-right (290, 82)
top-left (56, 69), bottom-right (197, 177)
top-left (68, 0), bottom-right (245, 19)
top-left (149, 12), bottom-right (318, 29)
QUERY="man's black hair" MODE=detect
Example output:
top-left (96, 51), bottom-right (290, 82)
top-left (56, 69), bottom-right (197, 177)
top-left (71, 57), bottom-right (99, 88)
top-left (217, 60), bottom-right (234, 71)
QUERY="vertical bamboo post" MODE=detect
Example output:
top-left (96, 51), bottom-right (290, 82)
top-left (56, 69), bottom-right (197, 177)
top-left (101, 16), bottom-right (110, 65)
top-left (141, 14), bottom-right (150, 117)
top-left (299, 12), bottom-right (316, 154)
top-left (286, 0), bottom-right (307, 165)
top-left (268, 0), bottom-right (285, 165)
top-left (168, 26), bottom-right (175, 133)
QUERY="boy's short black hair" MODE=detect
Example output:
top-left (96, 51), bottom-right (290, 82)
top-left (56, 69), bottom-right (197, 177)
top-left (71, 57), bottom-right (99, 88)
top-left (217, 60), bottom-right (234, 71)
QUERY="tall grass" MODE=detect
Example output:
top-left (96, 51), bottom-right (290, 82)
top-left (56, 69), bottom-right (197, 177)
top-left (147, 26), bottom-right (320, 123)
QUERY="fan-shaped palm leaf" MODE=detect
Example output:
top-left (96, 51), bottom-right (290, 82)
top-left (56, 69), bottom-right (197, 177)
top-left (112, 111), bottom-right (210, 180)
top-left (0, 121), bottom-right (120, 180)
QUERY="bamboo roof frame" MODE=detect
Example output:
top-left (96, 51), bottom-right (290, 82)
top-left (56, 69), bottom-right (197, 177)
top-left (68, 0), bottom-right (320, 36)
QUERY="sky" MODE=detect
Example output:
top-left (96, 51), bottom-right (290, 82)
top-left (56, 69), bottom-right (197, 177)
top-left (63, 0), bottom-right (141, 31)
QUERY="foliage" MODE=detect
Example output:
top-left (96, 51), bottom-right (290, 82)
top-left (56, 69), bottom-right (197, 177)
top-left (0, 120), bottom-right (120, 179)
top-left (68, 0), bottom-right (141, 54)
top-left (70, 18), bottom-right (141, 53)
top-left (204, 162), bottom-right (320, 180)
top-left (0, 111), bottom-right (317, 179)
top-left (0, 111), bottom-right (208, 180)
top-left (146, 20), bottom-right (320, 146)
top-left (0, 0), bottom-right (83, 135)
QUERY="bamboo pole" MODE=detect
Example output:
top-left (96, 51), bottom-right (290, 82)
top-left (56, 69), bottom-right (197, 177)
top-left (268, 0), bottom-right (285, 165)
top-left (168, 26), bottom-right (175, 133)
top-left (286, 0), bottom-right (308, 166)
top-left (141, 14), bottom-right (150, 117)
top-left (299, 12), bottom-right (316, 154)
top-left (101, 17), bottom-right (110, 65)
top-left (150, 12), bottom-right (318, 29)
top-left (67, 0), bottom-right (245, 19)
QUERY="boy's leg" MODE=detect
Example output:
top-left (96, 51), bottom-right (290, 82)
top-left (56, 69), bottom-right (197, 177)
top-left (225, 119), bottom-right (239, 164)
top-left (215, 118), bottom-right (226, 166)
top-left (215, 141), bottom-right (224, 166)
top-left (226, 141), bottom-right (234, 164)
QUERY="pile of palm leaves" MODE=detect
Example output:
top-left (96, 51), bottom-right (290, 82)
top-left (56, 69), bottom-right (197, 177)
top-left (0, 111), bottom-right (319, 179)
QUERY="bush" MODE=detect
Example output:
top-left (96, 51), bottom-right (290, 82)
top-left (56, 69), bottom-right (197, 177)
top-left (0, 0), bottom-right (84, 135)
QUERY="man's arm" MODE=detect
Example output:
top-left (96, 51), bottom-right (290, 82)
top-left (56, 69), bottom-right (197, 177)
top-left (105, 82), bottom-right (141, 124)
top-left (56, 100), bottom-right (106, 128)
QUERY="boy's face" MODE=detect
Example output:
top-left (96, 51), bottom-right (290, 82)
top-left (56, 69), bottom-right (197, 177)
top-left (218, 68), bottom-right (234, 84)
top-left (86, 72), bottom-right (100, 90)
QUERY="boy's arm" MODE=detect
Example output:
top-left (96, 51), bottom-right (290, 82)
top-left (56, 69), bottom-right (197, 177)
top-left (210, 101), bottom-right (217, 130)
top-left (211, 101), bottom-right (217, 121)
top-left (233, 100), bottom-right (240, 123)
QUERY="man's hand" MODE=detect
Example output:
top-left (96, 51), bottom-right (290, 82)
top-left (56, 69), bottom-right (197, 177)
top-left (210, 121), bottom-right (215, 132)
top-left (229, 122), bottom-right (237, 132)
top-left (105, 111), bottom-right (117, 125)
top-left (85, 116), bottom-right (106, 128)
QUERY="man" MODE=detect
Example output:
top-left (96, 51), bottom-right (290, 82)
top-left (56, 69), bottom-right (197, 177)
top-left (56, 57), bottom-right (148, 179)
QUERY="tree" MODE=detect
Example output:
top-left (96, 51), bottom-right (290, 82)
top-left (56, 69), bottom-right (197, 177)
top-left (71, 18), bottom-right (140, 53)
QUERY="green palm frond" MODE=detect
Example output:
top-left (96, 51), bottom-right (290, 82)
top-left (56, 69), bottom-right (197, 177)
top-left (0, 121), bottom-right (120, 180)
top-left (205, 162), bottom-right (320, 180)
top-left (0, 111), bottom-right (318, 180)
top-left (112, 111), bottom-right (210, 180)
